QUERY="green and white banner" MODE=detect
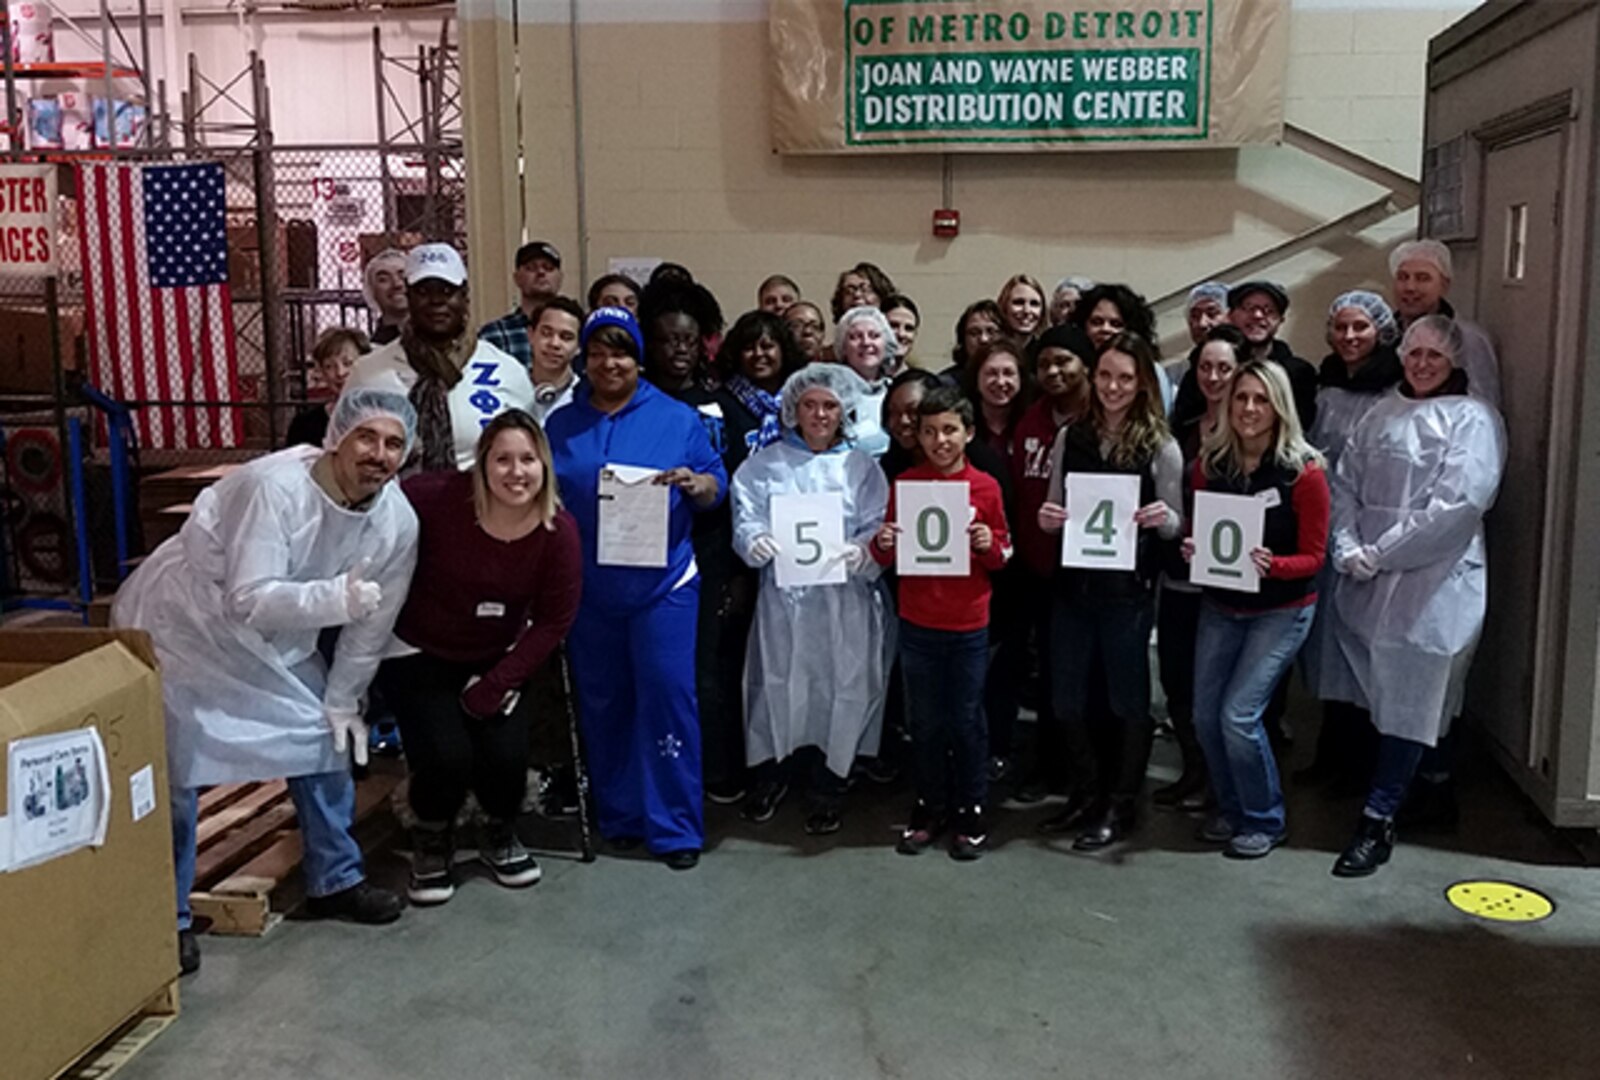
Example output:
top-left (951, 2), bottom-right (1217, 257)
top-left (771, 0), bottom-right (1289, 153)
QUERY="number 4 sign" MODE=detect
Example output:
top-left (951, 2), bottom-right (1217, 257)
top-left (1062, 473), bottom-right (1139, 570)
top-left (770, 492), bottom-right (848, 589)
top-left (1191, 491), bottom-right (1265, 594)
top-left (895, 480), bottom-right (971, 577)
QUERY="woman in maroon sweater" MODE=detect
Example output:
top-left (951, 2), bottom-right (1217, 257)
top-left (1182, 361), bottom-right (1328, 860)
top-left (381, 409), bottom-right (582, 905)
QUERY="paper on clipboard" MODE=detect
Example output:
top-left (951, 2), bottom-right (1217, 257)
top-left (597, 463), bottom-right (670, 568)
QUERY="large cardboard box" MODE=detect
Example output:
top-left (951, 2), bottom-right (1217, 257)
top-left (0, 629), bottom-right (178, 1080)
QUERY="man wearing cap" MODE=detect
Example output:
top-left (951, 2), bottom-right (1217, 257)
top-left (479, 240), bottom-right (566, 372)
top-left (112, 389), bottom-right (423, 976)
top-left (1226, 280), bottom-right (1319, 430)
top-left (364, 248), bottom-right (410, 345)
top-left (1389, 238), bottom-right (1501, 409)
top-left (345, 243), bottom-right (535, 472)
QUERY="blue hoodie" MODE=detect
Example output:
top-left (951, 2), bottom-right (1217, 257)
top-left (546, 379), bottom-right (727, 616)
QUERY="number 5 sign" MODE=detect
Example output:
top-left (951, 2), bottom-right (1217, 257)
top-left (895, 481), bottom-right (971, 577)
top-left (1191, 491), bottom-right (1265, 594)
top-left (770, 492), bottom-right (847, 588)
top-left (1062, 473), bottom-right (1139, 570)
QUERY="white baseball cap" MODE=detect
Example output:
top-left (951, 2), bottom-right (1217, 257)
top-left (405, 243), bottom-right (467, 287)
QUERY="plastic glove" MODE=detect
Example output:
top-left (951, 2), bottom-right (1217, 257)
top-left (1347, 546), bottom-right (1380, 582)
top-left (749, 534), bottom-right (782, 566)
top-left (327, 707), bottom-right (369, 766)
top-left (841, 543), bottom-right (869, 574)
top-left (339, 558), bottom-right (382, 622)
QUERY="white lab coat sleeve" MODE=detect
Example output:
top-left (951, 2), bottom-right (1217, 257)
top-left (324, 508), bottom-right (419, 712)
top-left (731, 453), bottom-right (774, 567)
top-left (1369, 405), bottom-right (1504, 573)
top-left (219, 479), bottom-right (351, 632)
top-left (846, 453), bottom-right (890, 579)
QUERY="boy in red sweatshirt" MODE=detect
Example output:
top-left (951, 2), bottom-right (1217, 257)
top-left (871, 386), bottom-right (1011, 859)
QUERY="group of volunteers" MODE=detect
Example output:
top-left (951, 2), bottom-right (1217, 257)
top-left (111, 234), bottom-right (1505, 976)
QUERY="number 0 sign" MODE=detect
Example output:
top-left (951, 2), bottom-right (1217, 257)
top-left (1062, 473), bottom-right (1140, 570)
top-left (771, 492), bottom-right (847, 589)
top-left (1191, 491), bottom-right (1265, 594)
top-left (895, 480), bottom-right (971, 577)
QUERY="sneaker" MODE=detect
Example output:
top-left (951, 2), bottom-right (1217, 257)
top-left (536, 765), bottom-right (580, 821)
top-left (481, 819), bottom-right (542, 888)
top-left (705, 780), bottom-right (748, 806)
top-left (408, 825), bottom-right (456, 906)
top-left (1195, 813), bottom-right (1234, 845)
top-left (895, 801), bottom-right (942, 855)
top-left (1224, 831), bottom-right (1286, 860)
top-left (305, 881), bottom-right (404, 924)
top-left (804, 807), bottom-right (842, 835)
top-left (949, 807), bottom-right (987, 861)
top-left (178, 929), bottom-right (201, 976)
top-left (742, 780), bottom-right (788, 824)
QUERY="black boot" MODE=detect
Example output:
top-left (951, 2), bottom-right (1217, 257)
top-left (1332, 815), bottom-right (1395, 877)
top-left (1073, 801), bottom-right (1133, 852)
top-left (178, 929), bottom-right (201, 976)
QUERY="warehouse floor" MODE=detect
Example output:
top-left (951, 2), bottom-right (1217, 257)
top-left (113, 722), bottom-right (1600, 1080)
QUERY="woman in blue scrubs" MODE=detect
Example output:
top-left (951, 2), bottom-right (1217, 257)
top-left (545, 307), bottom-right (727, 869)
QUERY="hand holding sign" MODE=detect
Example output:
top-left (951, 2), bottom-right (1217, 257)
top-left (1190, 491), bottom-right (1266, 593)
top-left (770, 492), bottom-right (848, 588)
top-left (1061, 473), bottom-right (1139, 570)
top-left (895, 481), bottom-right (970, 577)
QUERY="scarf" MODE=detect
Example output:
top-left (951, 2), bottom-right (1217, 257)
top-left (725, 374), bottom-right (783, 452)
top-left (403, 327), bottom-right (474, 472)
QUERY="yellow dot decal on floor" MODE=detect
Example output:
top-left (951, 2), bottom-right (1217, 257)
top-left (1445, 880), bottom-right (1555, 924)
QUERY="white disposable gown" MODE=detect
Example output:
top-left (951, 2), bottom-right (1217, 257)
top-left (1329, 389), bottom-right (1505, 744)
top-left (1299, 383), bottom-right (1391, 700)
top-left (852, 380), bottom-right (891, 459)
top-left (112, 446), bottom-right (419, 787)
top-left (733, 434), bottom-right (890, 776)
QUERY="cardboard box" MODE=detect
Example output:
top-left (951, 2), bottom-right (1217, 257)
top-left (0, 629), bottom-right (178, 1080)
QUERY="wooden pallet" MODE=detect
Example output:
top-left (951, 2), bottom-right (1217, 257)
top-left (57, 981), bottom-right (179, 1080)
top-left (188, 768), bottom-right (400, 936)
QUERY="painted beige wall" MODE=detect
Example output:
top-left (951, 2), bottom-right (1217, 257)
top-left (465, 1), bottom-right (1475, 363)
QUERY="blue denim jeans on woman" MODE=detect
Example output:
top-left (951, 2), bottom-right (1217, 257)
top-left (899, 620), bottom-right (989, 812)
top-left (169, 770), bottom-right (364, 930)
top-left (1192, 600), bottom-right (1316, 837)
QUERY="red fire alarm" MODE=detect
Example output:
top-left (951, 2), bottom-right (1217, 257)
top-left (933, 208), bottom-right (960, 238)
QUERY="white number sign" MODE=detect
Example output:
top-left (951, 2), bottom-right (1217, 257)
top-left (1062, 473), bottom-right (1140, 570)
top-left (1191, 490), bottom-right (1266, 593)
top-left (771, 492), bottom-right (847, 589)
top-left (895, 480), bottom-right (970, 577)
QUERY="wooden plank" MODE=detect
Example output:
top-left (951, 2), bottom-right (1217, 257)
top-left (191, 802), bottom-right (298, 886)
top-left (56, 982), bottom-right (179, 1080)
top-left (194, 781), bottom-right (289, 850)
top-left (190, 884), bottom-right (278, 937)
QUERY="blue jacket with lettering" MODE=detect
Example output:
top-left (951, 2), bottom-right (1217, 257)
top-left (546, 379), bottom-right (727, 616)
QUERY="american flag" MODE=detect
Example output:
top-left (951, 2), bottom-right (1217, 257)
top-left (77, 161), bottom-right (242, 449)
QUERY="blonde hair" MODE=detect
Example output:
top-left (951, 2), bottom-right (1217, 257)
top-left (998, 273), bottom-right (1047, 337)
top-left (471, 409), bottom-right (562, 530)
top-left (1092, 333), bottom-right (1170, 468)
top-left (1199, 361), bottom-right (1324, 481)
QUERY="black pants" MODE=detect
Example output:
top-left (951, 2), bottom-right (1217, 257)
top-left (379, 652), bottom-right (533, 824)
top-left (984, 564), bottom-right (1031, 763)
top-left (1156, 585), bottom-right (1202, 753)
top-left (696, 551), bottom-right (756, 791)
top-left (1051, 592), bottom-right (1156, 810)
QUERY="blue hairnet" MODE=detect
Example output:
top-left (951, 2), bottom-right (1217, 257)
top-left (325, 387), bottom-right (418, 456)
top-left (1328, 290), bottom-right (1400, 346)
top-left (1187, 281), bottom-right (1230, 312)
top-left (779, 363), bottom-right (867, 440)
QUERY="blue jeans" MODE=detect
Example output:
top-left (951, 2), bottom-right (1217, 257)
top-left (1366, 736), bottom-right (1428, 820)
top-left (899, 620), bottom-right (989, 812)
top-left (170, 769), bottom-right (364, 931)
top-left (1192, 601), bottom-right (1315, 836)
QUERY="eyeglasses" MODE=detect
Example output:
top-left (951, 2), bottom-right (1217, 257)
top-left (1238, 303), bottom-right (1280, 318)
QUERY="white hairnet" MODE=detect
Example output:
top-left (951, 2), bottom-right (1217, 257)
top-left (362, 248), bottom-right (408, 313)
top-left (1399, 313), bottom-right (1465, 367)
top-left (779, 363), bottom-right (868, 439)
top-left (1389, 239), bottom-right (1453, 280)
top-left (1328, 290), bottom-right (1399, 345)
top-left (325, 387), bottom-right (418, 456)
top-left (1054, 275), bottom-right (1095, 294)
top-left (833, 305), bottom-right (900, 366)
top-left (1187, 281), bottom-right (1230, 312)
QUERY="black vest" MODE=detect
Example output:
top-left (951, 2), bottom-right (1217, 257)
top-left (1201, 459), bottom-right (1313, 611)
top-left (1055, 423), bottom-right (1164, 600)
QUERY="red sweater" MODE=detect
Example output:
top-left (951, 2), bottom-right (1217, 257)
top-left (871, 460), bottom-right (1011, 632)
top-left (396, 470), bottom-right (583, 700)
top-left (1010, 397), bottom-right (1068, 578)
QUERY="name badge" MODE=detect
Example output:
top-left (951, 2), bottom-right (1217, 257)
top-left (1257, 489), bottom-right (1282, 509)
top-left (476, 601), bottom-right (507, 618)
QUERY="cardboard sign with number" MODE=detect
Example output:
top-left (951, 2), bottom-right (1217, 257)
top-left (770, 492), bottom-right (847, 589)
top-left (1062, 473), bottom-right (1140, 570)
top-left (1191, 491), bottom-right (1266, 593)
top-left (895, 480), bottom-right (970, 577)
